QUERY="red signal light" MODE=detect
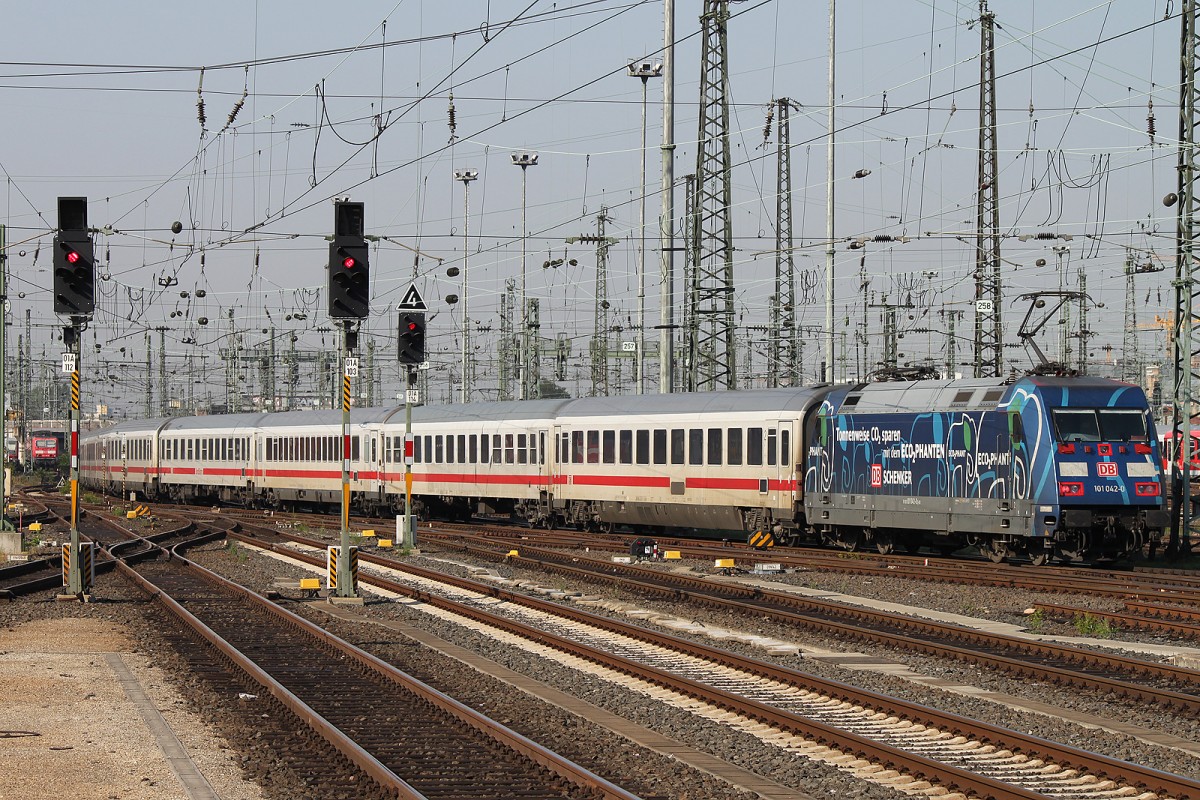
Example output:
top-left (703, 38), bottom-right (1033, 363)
top-left (66, 250), bottom-right (80, 265)
top-left (342, 256), bottom-right (356, 269)
top-left (407, 321), bottom-right (419, 332)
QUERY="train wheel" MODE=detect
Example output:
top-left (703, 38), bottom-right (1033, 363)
top-left (841, 528), bottom-right (864, 552)
top-left (1029, 552), bottom-right (1050, 567)
top-left (985, 539), bottom-right (1010, 564)
top-left (874, 531), bottom-right (895, 555)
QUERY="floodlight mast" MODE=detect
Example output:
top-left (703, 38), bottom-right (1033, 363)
top-left (628, 61), bottom-right (662, 394)
top-left (510, 153), bottom-right (539, 399)
top-left (454, 168), bottom-right (479, 403)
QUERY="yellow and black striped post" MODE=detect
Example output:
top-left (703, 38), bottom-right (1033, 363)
top-left (61, 542), bottom-right (96, 592)
top-left (66, 323), bottom-right (86, 597)
top-left (326, 545), bottom-right (358, 592)
top-left (335, 321), bottom-right (356, 598)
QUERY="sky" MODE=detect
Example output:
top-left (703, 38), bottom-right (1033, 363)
top-left (0, 0), bottom-right (1182, 413)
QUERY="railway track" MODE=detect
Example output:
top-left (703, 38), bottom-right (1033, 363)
top-left (216, 518), bottom-right (1200, 800)
top-left (117, 528), bottom-right (637, 800)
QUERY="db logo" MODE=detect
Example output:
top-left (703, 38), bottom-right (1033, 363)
top-left (1096, 462), bottom-right (1118, 478)
top-left (870, 464), bottom-right (883, 488)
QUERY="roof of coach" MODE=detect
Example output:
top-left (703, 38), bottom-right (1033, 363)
top-left (410, 399), bottom-right (573, 424)
top-left (83, 418), bottom-right (172, 438)
top-left (556, 387), bottom-right (833, 419)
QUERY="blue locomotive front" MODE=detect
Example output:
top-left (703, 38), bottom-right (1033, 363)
top-left (802, 376), bottom-right (1165, 563)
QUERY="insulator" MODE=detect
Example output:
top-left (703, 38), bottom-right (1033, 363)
top-left (1147, 97), bottom-right (1156, 142)
top-left (762, 106), bottom-right (774, 144)
top-left (196, 67), bottom-right (207, 128)
top-left (1036, 232), bottom-right (1056, 240)
top-left (447, 94), bottom-right (458, 140)
top-left (227, 97), bottom-right (245, 128)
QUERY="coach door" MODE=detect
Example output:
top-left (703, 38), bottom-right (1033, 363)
top-left (777, 421), bottom-right (796, 503)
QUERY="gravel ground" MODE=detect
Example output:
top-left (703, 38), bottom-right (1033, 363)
top-left (9, 537), bottom-right (1197, 800)
top-left (193, 539), bottom-right (1200, 794)
top-left (0, 588), bottom-right (265, 800)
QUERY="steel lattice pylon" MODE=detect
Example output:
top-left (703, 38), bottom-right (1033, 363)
top-left (692, 0), bottom-right (737, 390)
top-left (1170, 0), bottom-right (1200, 557)
top-left (569, 208), bottom-right (617, 397)
top-left (771, 98), bottom-right (799, 387)
top-left (683, 174), bottom-right (700, 392)
top-left (1121, 256), bottom-right (1139, 385)
top-left (973, 0), bottom-right (1003, 378)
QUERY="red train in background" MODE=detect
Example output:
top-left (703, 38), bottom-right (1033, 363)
top-left (1159, 430), bottom-right (1200, 476)
top-left (28, 435), bottom-right (60, 470)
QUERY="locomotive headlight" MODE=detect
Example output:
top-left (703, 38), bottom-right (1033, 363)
top-left (1134, 481), bottom-right (1161, 497)
top-left (1057, 481), bottom-right (1085, 497)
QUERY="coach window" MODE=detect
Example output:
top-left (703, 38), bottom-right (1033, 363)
top-left (602, 430), bottom-right (615, 464)
top-left (478, 435), bottom-right (489, 464)
top-left (351, 436), bottom-right (360, 462)
top-left (446, 435), bottom-right (455, 464)
top-left (456, 435), bottom-right (466, 463)
top-left (653, 429), bottom-right (667, 464)
top-left (767, 428), bottom-right (778, 466)
top-left (517, 434), bottom-right (528, 465)
top-left (503, 433), bottom-right (513, 464)
top-left (688, 429), bottom-right (703, 465)
top-left (619, 430), bottom-right (633, 464)
top-left (781, 429), bottom-right (790, 465)
top-left (467, 435), bottom-right (477, 464)
top-left (708, 428), bottom-right (722, 465)
top-left (671, 429), bottom-right (685, 465)
top-left (538, 432), bottom-right (545, 465)
top-left (728, 428), bottom-right (743, 465)
top-left (187, 439), bottom-right (194, 460)
top-left (635, 430), bottom-right (649, 465)
top-left (747, 428), bottom-right (763, 465)
top-left (487, 434), bottom-right (498, 463)
top-left (586, 430), bottom-right (600, 464)
top-left (559, 432), bottom-right (569, 464)
top-left (434, 435), bottom-right (444, 463)
top-left (571, 431), bottom-right (584, 463)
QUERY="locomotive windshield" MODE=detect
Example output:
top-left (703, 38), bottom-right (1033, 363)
top-left (1052, 409), bottom-right (1148, 442)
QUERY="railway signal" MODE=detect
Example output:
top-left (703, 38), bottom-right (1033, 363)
top-left (398, 313), bottom-right (426, 365)
top-left (327, 200), bottom-right (369, 319)
top-left (53, 197), bottom-right (95, 316)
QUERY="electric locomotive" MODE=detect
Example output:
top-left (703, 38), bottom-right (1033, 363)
top-left (806, 376), bottom-right (1166, 562)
